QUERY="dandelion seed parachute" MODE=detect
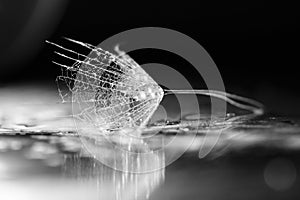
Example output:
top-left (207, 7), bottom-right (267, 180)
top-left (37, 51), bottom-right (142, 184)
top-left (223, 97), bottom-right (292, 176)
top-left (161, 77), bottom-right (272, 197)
top-left (46, 38), bottom-right (264, 133)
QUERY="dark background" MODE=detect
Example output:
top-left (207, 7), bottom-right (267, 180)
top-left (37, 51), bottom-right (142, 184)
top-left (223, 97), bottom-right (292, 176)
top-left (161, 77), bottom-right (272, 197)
top-left (0, 0), bottom-right (299, 116)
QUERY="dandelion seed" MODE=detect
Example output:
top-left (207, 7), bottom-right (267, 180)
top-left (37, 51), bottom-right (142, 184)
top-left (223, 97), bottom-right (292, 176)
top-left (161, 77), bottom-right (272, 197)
top-left (46, 38), bottom-right (264, 134)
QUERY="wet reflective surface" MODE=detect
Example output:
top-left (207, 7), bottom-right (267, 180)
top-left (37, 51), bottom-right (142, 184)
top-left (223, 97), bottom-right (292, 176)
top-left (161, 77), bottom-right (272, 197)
top-left (1, 86), bottom-right (300, 200)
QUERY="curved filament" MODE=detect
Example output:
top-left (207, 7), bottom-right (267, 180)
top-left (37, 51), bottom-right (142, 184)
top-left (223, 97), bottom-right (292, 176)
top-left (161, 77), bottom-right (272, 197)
top-left (164, 89), bottom-right (264, 115)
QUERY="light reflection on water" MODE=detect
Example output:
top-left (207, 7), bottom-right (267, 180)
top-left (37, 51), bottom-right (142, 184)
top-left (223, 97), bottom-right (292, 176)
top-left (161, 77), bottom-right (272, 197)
top-left (1, 86), bottom-right (300, 199)
top-left (0, 135), bottom-right (165, 200)
top-left (63, 154), bottom-right (164, 200)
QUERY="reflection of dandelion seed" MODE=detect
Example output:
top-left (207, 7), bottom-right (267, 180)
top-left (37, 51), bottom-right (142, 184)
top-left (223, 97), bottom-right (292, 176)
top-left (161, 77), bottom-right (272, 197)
top-left (46, 38), bottom-right (264, 134)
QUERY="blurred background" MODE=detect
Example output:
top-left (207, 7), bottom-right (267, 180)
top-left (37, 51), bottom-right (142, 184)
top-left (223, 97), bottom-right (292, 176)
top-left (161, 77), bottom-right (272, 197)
top-left (0, 0), bottom-right (299, 116)
top-left (1, 1), bottom-right (300, 200)
top-left (0, 0), bottom-right (300, 116)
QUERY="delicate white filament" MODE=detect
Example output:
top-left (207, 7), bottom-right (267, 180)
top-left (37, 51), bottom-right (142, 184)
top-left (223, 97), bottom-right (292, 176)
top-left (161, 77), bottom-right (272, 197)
top-left (46, 38), bottom-right (264, 133)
